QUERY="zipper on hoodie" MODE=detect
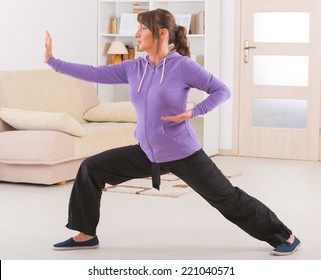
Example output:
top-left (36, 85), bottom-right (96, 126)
top-left (143, 64), bottom-right (157, 162)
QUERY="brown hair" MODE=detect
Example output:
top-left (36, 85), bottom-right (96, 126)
top-left (137, 8), bottom-right (190, 57)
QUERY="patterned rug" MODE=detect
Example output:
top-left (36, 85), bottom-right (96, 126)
top-left (102, 173), bottom-right (192, 198)
top-left (102, 172), bottom-right (242, 198)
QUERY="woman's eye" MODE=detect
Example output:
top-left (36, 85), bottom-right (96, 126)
top-left (137, 25), bottom-right (147, 32)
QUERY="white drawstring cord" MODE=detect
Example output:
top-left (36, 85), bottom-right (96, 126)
top-left (160, 57), bottom-right (167, 85)
top-left (138, 56), bottom-right (167, 93)
top-left (137, 61), bottom-right (148, 93)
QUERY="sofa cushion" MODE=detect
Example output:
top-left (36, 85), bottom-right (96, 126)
top-left (75, 122), bottom-right (137, 157)
top-left (0, 108), bottom-right (85, 137)
top-left (83, 101), bottom-right (137, 123)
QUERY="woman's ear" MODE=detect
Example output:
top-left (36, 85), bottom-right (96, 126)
top-left (160, 28), bottom-right (168, 37)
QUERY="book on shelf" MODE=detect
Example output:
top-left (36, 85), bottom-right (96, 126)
top-left (198, 11), bottom-right (205, 34)
top-left (128, 47), bottom-right (135, 60)
top-left (133, 8), bottom-right (149, 14)
top-left (190, 11), bottom-right (205, 34)
top-left (122, 46), bottom-right (135, 61)
top-left (109, 17), bottom-right (119, 34)
top-left (132, 2), bottom-right (149, 14)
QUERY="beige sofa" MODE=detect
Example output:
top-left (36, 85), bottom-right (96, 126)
top-left (0, 69), bottom-right (137, 185)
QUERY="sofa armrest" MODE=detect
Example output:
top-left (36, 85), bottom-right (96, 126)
top-left (0, 130), bottom-right (75, 164)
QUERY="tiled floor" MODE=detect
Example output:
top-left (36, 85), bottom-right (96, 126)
top-left (1, 155), bottom-right (320, 260)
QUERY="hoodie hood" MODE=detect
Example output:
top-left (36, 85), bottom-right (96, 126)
top-left (138, 51), bottom-right (179, 93)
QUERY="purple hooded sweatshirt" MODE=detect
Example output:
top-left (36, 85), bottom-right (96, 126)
top-left (47, 51), bottom-right (231, 163)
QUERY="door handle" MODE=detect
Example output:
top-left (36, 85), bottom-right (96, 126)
top-left (244, 40), bottom-right (256, 63)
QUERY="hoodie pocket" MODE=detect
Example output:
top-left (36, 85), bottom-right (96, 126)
top-left (163, 122), bottom-right (186, 138)
top-left (163, 122), bottom-right (199, 147)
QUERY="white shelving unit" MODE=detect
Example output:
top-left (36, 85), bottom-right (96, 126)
top-left (97, 0), bottom-right (221, 156)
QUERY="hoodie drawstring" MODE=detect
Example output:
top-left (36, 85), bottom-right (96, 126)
top-left (137, 57), bottom-right (168, 94)
top-left (160, 57), bottom-right (167, 84)
top-left (137, 61), bottom-right (148, 94)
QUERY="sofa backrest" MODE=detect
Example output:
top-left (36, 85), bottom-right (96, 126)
top-left (0, 69), bottom-right (99, 132)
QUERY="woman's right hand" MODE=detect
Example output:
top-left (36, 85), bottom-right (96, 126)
top-left (44, 31), bottom-right (53, 62)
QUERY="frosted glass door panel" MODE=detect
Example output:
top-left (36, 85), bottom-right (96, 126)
top-left (253, 55), bottom-right (309, 86)
top-left (254, 13), bottom-right (310, 43)
top-left (252, 98), bottom-right (307, 128)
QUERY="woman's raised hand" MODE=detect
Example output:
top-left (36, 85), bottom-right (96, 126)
top-left (44, 31), bottom-right (53, 62)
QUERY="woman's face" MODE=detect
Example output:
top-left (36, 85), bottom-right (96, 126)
top-left (135, 24), bottom-right (156, 52)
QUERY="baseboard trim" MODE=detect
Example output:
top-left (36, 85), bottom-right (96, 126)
top-left (219, 149), bottom-right (234, 156)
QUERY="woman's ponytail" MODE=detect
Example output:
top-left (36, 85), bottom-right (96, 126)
top-left (172, 24), bottom-right (190, 57)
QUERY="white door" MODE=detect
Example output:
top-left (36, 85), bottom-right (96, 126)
top-left (238, 0), bottom-right (321, 160)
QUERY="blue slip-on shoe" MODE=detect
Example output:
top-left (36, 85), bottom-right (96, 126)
top-left (53, 236), bottom-right (99, 250)
top-left (272, 236), bottom-right (301, 256)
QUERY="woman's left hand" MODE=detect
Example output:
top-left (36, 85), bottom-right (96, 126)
top-left (44, 31), bottom-right (53, 62)
top-left (161, 110), bottom-right (193, 123)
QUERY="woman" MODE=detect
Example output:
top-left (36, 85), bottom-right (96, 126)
top-left (45, 8), bottom-right (300, 256)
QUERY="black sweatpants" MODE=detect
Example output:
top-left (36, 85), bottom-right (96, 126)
top-left (66, 144), bottom-right (292, 248)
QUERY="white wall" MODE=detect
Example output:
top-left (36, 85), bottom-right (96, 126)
top-left (0, 0), bottom-right (97, 70)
